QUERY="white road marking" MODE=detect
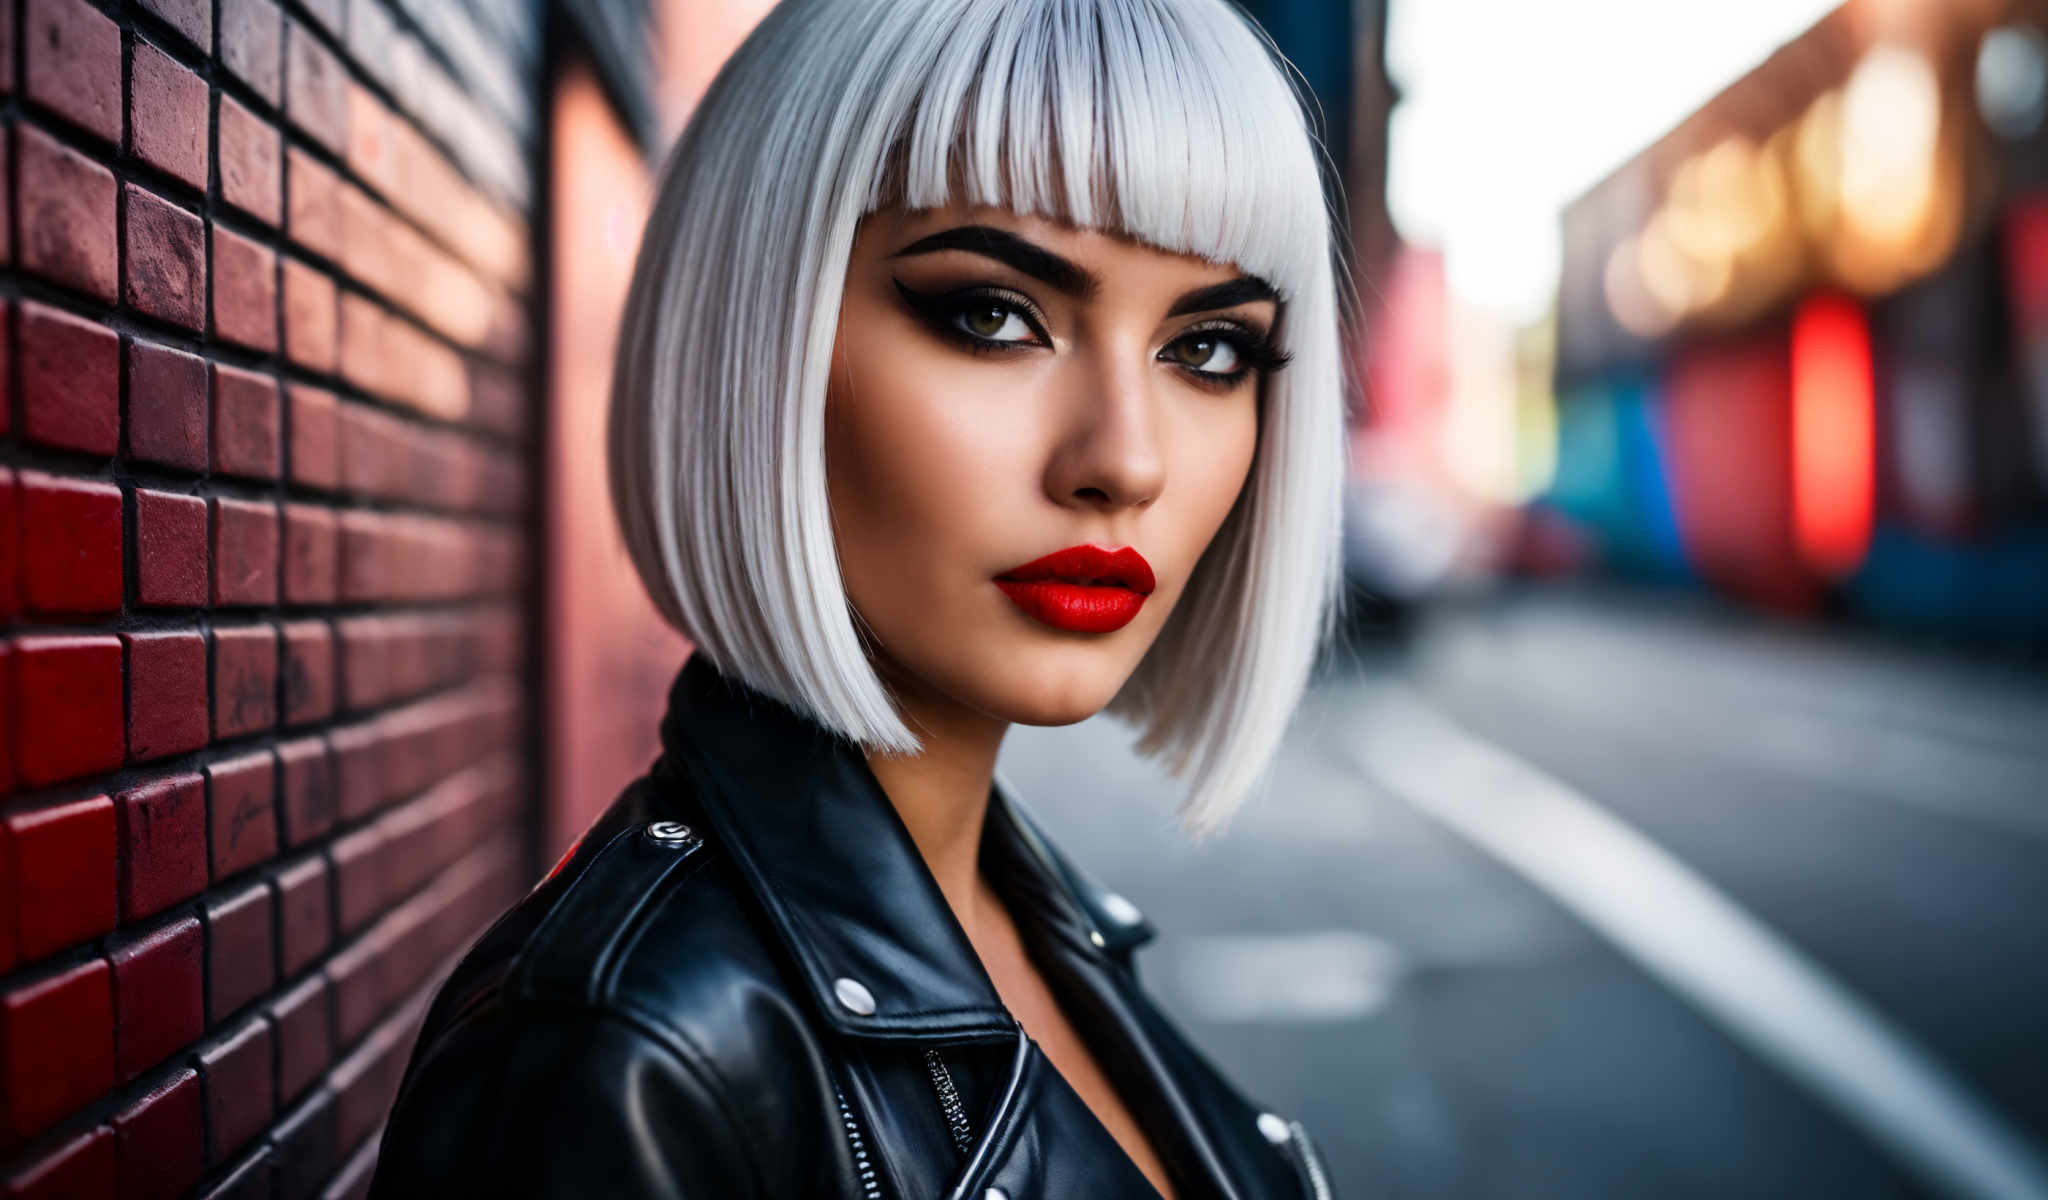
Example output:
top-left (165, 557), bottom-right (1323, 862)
top-left (1339, 680), bottom-right (2048, 1200)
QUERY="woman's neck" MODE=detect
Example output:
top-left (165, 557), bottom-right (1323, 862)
top-left (863, 672), bottom-right (1011, 941)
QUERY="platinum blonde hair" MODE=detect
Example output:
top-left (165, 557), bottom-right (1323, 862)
top-left (609, 0), bottom-right (1349, 833)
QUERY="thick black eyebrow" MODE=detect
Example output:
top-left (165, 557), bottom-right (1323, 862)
top-left (1166, 276), bottom-right (1279, 317)
top-left (886, 225), bottom-right (1100, 299)
top-left (885, 223), bottom-right (1280, 316)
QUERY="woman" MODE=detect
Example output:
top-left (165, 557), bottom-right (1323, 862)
top-left (369, 0), bottom-right (1347, 1195)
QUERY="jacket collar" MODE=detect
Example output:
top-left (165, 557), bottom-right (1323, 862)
top-left (652, 654), bottom-right (1154, 1044)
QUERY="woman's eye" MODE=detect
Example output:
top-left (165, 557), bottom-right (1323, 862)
top-left (953, 303), bottom-right (1035, 343)
top-left (1163, 334), bottom-right (1242, 375)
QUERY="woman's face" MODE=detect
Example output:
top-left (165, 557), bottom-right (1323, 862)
top-left (826, 203), bottom-right (1279, 731)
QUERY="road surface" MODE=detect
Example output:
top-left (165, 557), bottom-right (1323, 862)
top-left (997, 584), bottom-right (2048, 1199)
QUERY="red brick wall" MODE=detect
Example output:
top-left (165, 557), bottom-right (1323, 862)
top-left (0, 0), bottom-right (540, 1195)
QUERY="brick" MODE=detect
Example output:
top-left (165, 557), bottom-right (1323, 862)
top-left (277, 736), bottom-right (336, 845)
top-left (329, 823), bottom-right (385, 933)
top-left (5, 1125), bottom-right (114, 1199)
top-left (136, 0), bottom-right (209, 53)
top-left (273, 854), bottom-right (331, 978)
top-left (345, 0), bottom-right (397, 95)
top-left (219, 93), bottom-right (282, 226)
top-left (129, 39), bottom-right (208, 190)
top-left (108, 916), bottom-right (203, 1082)
top-left (26, 0), bottom-right (120, 143)
top-left (281, 618), bottom-right (335, 725)
top-left (195, 1013), bottom-right (272, 1162)
top-left (330, 1026), bottom-right (397, 1155)
top-left (16, 124), bottom-right (117, 299)
top-left (300, 0), bottom-right (343, 35)
top-left (211, 496), bottom-right (280, 607)
top-left (338, 510), bottom-right (387, 602)
top-left (287, 148), bottom-right (342, 260)
top-left (219, 0), bottom-right (282, 106)
top-left (337, 616), bottom-right (385, 709)
top-left (19, 471), bottom-right (121, 614)
top-left (337, 183), bottom-right (392, 299)
top-left (211, 623), bottom-right (278, 739)
top-left (114, 773), bottom-right (208, 920)
top-left (283, 504), bottom-right (339, 607)
top-left (0, 472), bottom-right (13, 624)
top-left (272, 1085), bottom-right (338, 1200)
top-left (212, 364), bottom-right (283, 479)
top-left (123, 629), bottom-right (209, 761)
top-left (323, 934), bottom-right (380, 1044)
top-left (213, 225), bottom-right (279, 352)
top-left (286, 20), bottom-right (348, 154)
top-left (468, 362), bottom-right (527, 439)
top-left (19, 299), bottom-right (118, 454)
top-left (346, 84), bottom-right (396, 196)
top-left (0, 644), bottom-right (9, 816)
top-left (0, 958), bottom-right (112, 1145)
top-left (4, 795), bottom-right (116, 962)
top-left (112, 1068), bottom-right (205, 1200)
top-left (11, 635), bottom-right (124, 787)
top-left (289, 385), bottom-right (341, 489)
top-left (338, 291), bottom-right (385, 398)
top-left (283, 260), bottom-right (339, 370)
top-left (341, 401), bottom-right (409, 500)
top-left (127, 339), bottom-right (209, 471)
top-left (268, 976), bottom-right (330, 1104)
top-left (330, 722), bottom-right (384, 823)
top-left (207, 748), bottom-right (279, 879)
top-left (124, 185), bottom-right (206, 331)
top-left (197, 1144), bottom-right (273, 1200)
top-left (134, 488), bottom-right (209, 607)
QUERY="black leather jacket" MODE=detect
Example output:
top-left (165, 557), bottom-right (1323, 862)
top-left (368, 656), bottom-right (1335, 1198)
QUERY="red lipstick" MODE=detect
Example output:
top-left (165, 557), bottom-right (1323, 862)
top-left (994, 545), bottom-right (1156, 634)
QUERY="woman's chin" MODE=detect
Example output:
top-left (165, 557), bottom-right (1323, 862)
top-left (974, 670), bottom-right (1127, 729)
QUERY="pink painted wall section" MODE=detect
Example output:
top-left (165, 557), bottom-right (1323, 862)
top-left (652, 0), bottom-right (781, 145)
top-left (542, 4), bottom-right (791, 853)
top-left (545, 62), bottom-right (688, 854)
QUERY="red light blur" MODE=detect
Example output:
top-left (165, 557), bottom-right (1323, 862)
top-left (1791, 293), bottom-right (1877, 578)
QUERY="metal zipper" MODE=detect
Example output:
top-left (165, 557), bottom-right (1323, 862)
top-left (924, 1048), bottom-right (974, 1156)
top-left (1282, 1118), bottom-right (1333, 1200)
top-left (833, 1078), bottom-right (885, 1199)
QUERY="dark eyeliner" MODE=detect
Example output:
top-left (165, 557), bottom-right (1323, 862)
top-left (1168, 320), bottom-right (1294, 385)
top-left (890, 277), bottom-right (1049, 352)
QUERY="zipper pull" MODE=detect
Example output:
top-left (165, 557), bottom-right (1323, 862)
top-left (924, 1047), bottom-right (975, 1157)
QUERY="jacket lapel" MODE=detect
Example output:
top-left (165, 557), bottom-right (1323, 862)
top-left (653, 655), bottom-right (1275, 1199)
top-left (654, 655), bottom-right (1016, 1042)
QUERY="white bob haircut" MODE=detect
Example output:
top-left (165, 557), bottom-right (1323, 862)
top-left (609, 0), bottom-right (1350, 833)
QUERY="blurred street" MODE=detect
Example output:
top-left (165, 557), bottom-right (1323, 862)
top-left (999, 586), bottom-right (2048, 1199)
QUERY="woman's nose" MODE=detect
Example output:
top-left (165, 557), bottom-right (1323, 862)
top-left (1043, 349), bottom-right (1167, 512)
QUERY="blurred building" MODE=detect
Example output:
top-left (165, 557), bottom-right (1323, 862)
top-left (1550, 0), bottom-right (2048, 637)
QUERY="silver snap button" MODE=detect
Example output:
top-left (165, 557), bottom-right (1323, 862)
top-left (1088, 930), bottom-right (1106, 948)
top-left (985, 1189), bottom-right (1009, 1200)
top-left (833, 977), bottom-right (877, 1015)
top-left (1100, 892), bottom-right (1142, 926)
top-left (1256, 1111), bottom-right (1290, 1144)
top-left (646, 821), bottom-right (696, 842)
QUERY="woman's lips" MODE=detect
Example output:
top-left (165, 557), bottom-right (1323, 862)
top-left (993, 545), bottom-right (1156, 634)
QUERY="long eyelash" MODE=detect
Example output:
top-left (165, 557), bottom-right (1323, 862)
top-left (891, 278), bottom-right (1047, 352)
top-left (1172, 321), bottom-right (1295, 383)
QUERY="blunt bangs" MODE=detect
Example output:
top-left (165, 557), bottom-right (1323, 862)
top-left (608, 0), bottom-right (1349, 833)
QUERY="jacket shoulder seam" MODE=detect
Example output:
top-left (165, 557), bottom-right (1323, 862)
top-left (509, 820), bottom-right (714, 1005)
